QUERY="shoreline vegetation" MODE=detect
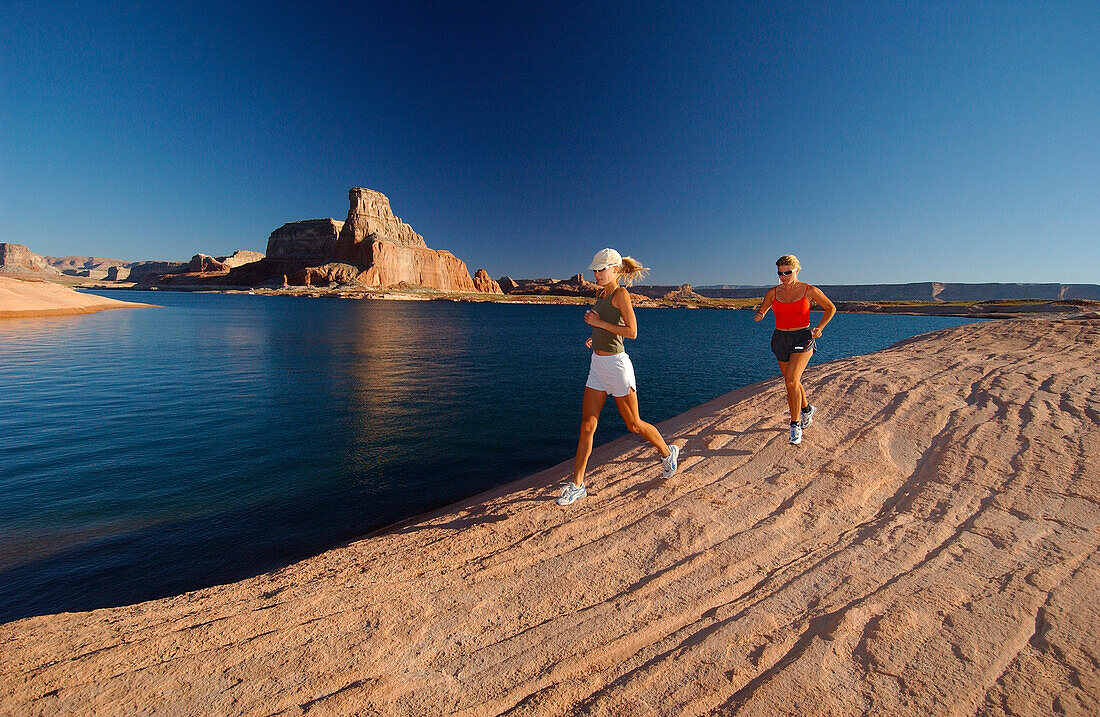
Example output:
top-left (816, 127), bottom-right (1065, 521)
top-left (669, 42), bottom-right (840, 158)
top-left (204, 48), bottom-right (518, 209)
top-left (2, 316), bottom-right (1096, 714)
top-left (65, 277), bottom-right (1100, 318)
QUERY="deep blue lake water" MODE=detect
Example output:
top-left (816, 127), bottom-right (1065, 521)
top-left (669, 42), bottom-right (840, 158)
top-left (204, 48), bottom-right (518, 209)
top-left (0, 291), bottom-right (977, 622)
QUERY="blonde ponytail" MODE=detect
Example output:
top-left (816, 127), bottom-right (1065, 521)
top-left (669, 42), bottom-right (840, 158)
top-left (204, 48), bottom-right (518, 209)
top-left (618, 256), bottom-right (649, 287)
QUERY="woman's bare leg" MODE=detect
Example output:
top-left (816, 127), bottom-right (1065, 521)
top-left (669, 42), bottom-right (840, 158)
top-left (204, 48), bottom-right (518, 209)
top-left (573, 387), bottom-right (608, 486)
top-left (613, 389), bottom-right (671, 457)
top-left (781, 351), bottom-right (813, 422)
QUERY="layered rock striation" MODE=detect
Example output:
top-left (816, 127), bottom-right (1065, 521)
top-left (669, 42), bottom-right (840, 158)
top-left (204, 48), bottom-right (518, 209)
top-left (131, 261), bottom-right (189, 284)
top-left (218, 188), bottom-right (495, 293)
top-left (335, 188), bottom-right (425, 256)
top-left (662, 284), bottom-right (705, 301)
top-left (497, 274), bottom-right (601, 297)
top-left (0, 244), bottom-right (62, 275)
top-left (12, 187), bottom-right (495, 293)
top-left (268, 219), bottom-right (344, 264)
top-left (473, 269), bottom-right (502, 294)
top-left (4, 319), bottom-right (1096, 713)
top-left (356, 243), bottom-right (477, 292)
top-left (48, 256), bottom-right (129, 279)
top-left (220, 250), bottom-right (264, 268)
top-left (696, 282), bottom-right (1100, 301)
top-left (329, 188), bottom-right (487, 292)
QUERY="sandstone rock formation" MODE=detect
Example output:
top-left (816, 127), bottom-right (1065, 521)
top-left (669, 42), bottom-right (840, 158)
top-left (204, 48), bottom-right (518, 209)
top-left (289, 263), bottom-right (362, 287)
top-left (498, 275), bottom-right (601, 297)
top-left (213, 189), bottom-right (491, 292)
top-left (140, 254), bottom-right (235, 286)
top-left (47, 255), bottom-right (129, 276)
top-left (329, 188), bottom-right (482, 292)
top-left (268, 219), bottom-right (344, 264)
top-left (133, 188), bottom-right (492, 292)
top-left (334, 188), bottom-right (425, 258)
top-left (356, 243), bottom-right (477, 292)
top-left (218, 250), bottom-right (264, 268)
top-left (0, 244), bottom-right (62, 275)
top-left (124, 251), bottom-right (262, 284)
top-left (473, 269), bottom-right (503, 294)
top-left (133, 261), bottom-right (190, 284)
top-left (662, 283), bottom-right (705, 301)
top-left (64, 268), bottom-right (110, 280)
top-left (212, 220), bottom-right (345, 288)
top-left (188, 254), bottom-right (231, 274)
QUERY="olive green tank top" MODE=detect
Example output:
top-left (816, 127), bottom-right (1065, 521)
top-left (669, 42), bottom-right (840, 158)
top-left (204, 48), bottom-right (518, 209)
top-left (591, 291), bottom-right (625, 354)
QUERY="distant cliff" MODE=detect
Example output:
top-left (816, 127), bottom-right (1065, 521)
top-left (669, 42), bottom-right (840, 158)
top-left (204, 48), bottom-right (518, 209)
top-left (0, 244), bottom-right (62, 275)
top-left (220, 188), bottom-right (497, 293)
top-left (690, 282), bottom-right (1100, 301)
top-left (331, 188), bottom-right (484, 292)
top-left (497, 275), bottom-right (601, 297)
top-left (2, 250), bottom-right (262, 283)
top-left (335, 188), bottom-right (425, 254)
top-left (221, 219), bottom-right (345, 287)
top-left (269, 220), bottom-right (344, 263)
top-left (47, 255), bottom-right (128, 280)
top-left (496, 279), bottom-right (1100, 302)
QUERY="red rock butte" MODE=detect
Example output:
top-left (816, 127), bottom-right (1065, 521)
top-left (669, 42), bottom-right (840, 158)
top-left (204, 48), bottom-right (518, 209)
top-left (232, 188), bottom-right (498, 294)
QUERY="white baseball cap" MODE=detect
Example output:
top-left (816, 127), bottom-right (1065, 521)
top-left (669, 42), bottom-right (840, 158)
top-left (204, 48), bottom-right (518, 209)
top-left (587, 248), bottom-right (622, 271)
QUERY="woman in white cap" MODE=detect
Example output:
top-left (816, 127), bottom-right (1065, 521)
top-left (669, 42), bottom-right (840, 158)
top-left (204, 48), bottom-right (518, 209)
top-left (558, 248), bottom-right (679, 506)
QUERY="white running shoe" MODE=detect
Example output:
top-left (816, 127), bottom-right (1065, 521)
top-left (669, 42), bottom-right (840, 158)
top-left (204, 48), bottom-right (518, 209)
top-left (800, 405), bottom-right (816, 429)
top-left (557, 482), bottom-right (587, 506)
top-left (789, 423), bottom-right (802, 445)
top-left (662, 444), bottom-right (679, 479)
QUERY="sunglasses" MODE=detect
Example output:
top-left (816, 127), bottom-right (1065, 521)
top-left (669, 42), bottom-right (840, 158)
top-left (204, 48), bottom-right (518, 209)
top-left (777, 270), bottom-right (795, 276)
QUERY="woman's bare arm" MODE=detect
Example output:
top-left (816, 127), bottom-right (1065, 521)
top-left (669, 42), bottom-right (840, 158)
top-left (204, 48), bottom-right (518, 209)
top-left (754, 287), bottom-right (776, 322)
top-left (807, 285), bottom-right (836, 336)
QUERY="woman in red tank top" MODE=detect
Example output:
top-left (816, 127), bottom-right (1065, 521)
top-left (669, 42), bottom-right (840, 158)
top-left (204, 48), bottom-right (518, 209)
top-left (753, 255), bottom-right (836, 445)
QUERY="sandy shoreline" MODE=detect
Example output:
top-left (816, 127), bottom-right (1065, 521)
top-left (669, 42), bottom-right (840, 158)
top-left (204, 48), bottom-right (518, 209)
top-left (1, 316), bottom-right (1097, 715)
top-left (0, 276), bottom-right (155, 318)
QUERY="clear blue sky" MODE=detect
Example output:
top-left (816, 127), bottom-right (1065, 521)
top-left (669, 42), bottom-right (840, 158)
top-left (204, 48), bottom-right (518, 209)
top-left (2, 1), bottom-right (1097, 285)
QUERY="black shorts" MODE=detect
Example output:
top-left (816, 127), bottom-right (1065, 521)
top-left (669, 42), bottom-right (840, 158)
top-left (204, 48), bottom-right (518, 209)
top-left (771, 328), bottom-right (815, 362)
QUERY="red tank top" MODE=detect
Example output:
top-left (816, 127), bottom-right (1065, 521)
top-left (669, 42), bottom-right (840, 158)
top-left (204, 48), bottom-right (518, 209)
top-left (772, 288), bottom-right (811, 330)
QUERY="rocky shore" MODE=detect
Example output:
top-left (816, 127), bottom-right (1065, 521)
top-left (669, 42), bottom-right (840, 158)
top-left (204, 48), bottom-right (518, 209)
top-left (2, 316), bottom-right (1096, 715)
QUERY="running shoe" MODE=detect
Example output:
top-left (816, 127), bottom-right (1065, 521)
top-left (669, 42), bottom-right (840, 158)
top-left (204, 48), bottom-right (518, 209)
top-left (662, 444), bottom-right (680, 479)
top-left (800, 405), bottom-right (816, 429)
top-left (557, 482), bottom-right (587, 506)
top-left (789, 422), bottom-right (802, 445)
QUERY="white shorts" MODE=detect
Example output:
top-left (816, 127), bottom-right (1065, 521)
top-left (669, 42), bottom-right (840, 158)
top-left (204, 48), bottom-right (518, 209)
top-left (585, 352), bottom-right (637, 397)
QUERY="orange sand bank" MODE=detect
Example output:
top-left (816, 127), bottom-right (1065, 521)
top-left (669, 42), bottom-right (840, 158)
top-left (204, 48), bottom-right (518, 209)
top-left (1, 317), bottom-right (1096, 715)
top-left (0, 275), bottom-right (154, 318)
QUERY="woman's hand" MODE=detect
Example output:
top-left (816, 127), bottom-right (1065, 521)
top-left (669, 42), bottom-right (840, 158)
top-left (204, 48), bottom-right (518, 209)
top-left (811, 326), bottom-right (823, 338)
top-left (585, 337), bottom-right (593, 348)
top-left (754, 290), bottom-right (773, 322)
top-left (584, 309), bottom-right (602, 327)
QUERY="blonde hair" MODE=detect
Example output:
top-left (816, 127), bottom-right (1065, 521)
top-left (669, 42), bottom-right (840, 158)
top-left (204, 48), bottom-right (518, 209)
top-left (616, 256), bottom-right (649, 287)
top-left (776, 254), bottom-right (801, 270)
